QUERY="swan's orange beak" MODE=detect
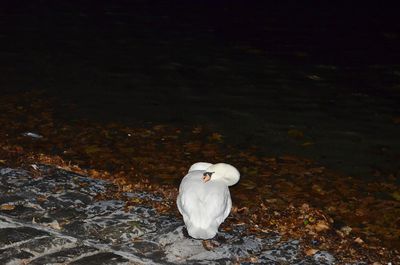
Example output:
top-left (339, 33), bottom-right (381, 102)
top-left (202, 175), bottom-right (211, 182)
top-left (202, 172), bottom-right (213, 183)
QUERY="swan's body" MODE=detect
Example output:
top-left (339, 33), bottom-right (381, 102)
top-left (177, 162), bottom-right (240, 239)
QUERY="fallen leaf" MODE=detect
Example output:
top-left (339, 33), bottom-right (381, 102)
top-left (390, 191), bottom-right (400, 201)
top-left (340, 226), bottom-right (352, 236)
top-left (305, 248), bottom-right (318, 256)
top-left (312, 184), bottom-right (325, 195)
top-left (248, 257), bottom-right (258, 263)
top-left (202, 240), bottom-right (217, 251)
top-left (36, 195), bottom-right (48, 202)
top-left (354, 237), bottom-right (364, 244)
top-left (314, 221), bottom-right (330, 232)
top-left (192, 127), bottom-right (202, 134)
top-left (46, 220), bottom-right (61, 230)
top-left (0, 204), bottom-right (15, 211)
top-left (301, 203), bottom-right (310, 211)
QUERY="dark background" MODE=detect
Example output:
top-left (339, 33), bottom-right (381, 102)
top-left (1, 1), bottom-right (399, 177)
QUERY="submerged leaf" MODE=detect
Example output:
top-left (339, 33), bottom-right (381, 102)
top-left (84, 145), bottom-right (103, 154)
top-left (390, 191), bottom-right (400, 201)
top-left (208, 132), bottom-right (223, 142)
top-left (288, 129), bottom-right (304, 139)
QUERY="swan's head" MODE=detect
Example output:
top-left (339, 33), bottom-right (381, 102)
top-left (202, 163), bottom-right (240, 186)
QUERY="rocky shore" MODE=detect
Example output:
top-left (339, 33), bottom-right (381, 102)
top-left (0, 165), bottom-right (337, 264)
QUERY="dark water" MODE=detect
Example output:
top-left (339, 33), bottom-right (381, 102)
top-left (1, 1), bottom-right (399, 178)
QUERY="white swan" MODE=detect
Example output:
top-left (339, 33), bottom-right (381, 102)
top-left (177, 162), bottom-right (240, 239)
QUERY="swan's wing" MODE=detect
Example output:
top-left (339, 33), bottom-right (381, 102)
top-left (176, 192), bottom-right (184, 215)
top-left (181, 182), bottom-right (231, 225)
top-left (188, 162), bottom-right (213, 173)
top-left (206, 185), bottom-right (231, 225)
top-left (221, 189), bottom-right (232, 223)
top-left (177, 172), bottom-right (201, 219)
top-left (177, 175), bottom-right (201, 217)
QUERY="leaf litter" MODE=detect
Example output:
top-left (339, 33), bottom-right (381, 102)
top-left (0, 91), bottom-right (399, 263)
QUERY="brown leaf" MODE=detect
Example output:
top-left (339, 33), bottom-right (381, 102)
top-left (202, 240), bottom-right (214, 251)
top-left (248, 257), bottom-right (258, 263)
top-left (45, 220), bottom-right (61, 230)
top-left (340, 226), bottom-right (352, 236)
top-left (208, 132), bottom-right (223, 142)
top-left (354, 237), bottom-right (364, 244)
top-left (312, 184), bottom-right (325, 195)
top-left (305, 248), bottom-right (318, 256)
top-left (314, 220), bottom-right (330, 232)
top-left (192, 126), bottom-right (202, 134)
top-left (0, 204), bottom-right (15, 211)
